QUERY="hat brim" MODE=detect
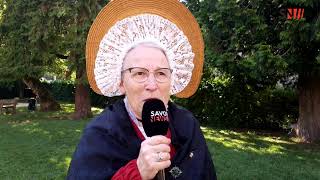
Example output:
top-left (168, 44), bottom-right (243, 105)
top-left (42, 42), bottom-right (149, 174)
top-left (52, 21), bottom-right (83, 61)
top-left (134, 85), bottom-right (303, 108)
top-left (86, 0), bottom-right (204, 98)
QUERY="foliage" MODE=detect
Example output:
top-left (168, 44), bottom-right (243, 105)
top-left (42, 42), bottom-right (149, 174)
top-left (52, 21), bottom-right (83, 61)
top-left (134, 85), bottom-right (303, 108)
top-left (0, 83), bottom-right (19, 99)
top-left (181, 0), bottom-right (319, 132)
top-left (59, 0), bottom-right (107, 85)
top-left (0, 0), bottom-right (65, 81)
top-left (43, 81), bottom-right (122, 108)
top-left (278, 1), bottom-right (320, 76)
top-left (0, 0), bottom-right (109, 116)
top-left (174, 76), bottom-right (298, 130)
top-left (0, 0), bottom-right (108, 87)
top-left (44, 81), bottom-right (75, 102)
top-left (0, 0), bottom-right (5, 19)
top-left (190, 0), bottom-right (291, 89)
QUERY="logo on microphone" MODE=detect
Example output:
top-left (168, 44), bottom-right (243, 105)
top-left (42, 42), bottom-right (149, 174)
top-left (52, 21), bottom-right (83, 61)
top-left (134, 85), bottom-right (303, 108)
top-left (150, 110), bottom-right (168, 122)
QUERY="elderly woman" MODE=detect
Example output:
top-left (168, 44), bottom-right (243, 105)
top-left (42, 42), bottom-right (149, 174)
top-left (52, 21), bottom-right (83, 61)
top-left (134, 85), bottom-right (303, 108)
top-left (67, 0), bottom-right (217, 179)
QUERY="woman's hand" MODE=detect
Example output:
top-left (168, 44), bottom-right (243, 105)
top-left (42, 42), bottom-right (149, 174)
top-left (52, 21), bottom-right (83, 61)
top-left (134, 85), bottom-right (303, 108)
top-left (137, 135), bottom-right (171, 180)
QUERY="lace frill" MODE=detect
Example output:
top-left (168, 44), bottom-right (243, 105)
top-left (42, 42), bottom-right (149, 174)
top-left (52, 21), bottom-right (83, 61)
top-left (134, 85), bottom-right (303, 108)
top-left (94, 14), bottom-right (194, 97)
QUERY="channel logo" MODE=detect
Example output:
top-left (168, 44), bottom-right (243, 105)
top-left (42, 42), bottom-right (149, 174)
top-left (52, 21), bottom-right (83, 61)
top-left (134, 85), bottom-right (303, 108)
top-left (287, 8), bottom-right (304, 20)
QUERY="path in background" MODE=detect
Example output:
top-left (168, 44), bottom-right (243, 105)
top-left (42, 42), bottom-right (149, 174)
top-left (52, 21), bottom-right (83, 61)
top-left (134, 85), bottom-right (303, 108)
top-left (16, 103), bottom-right (40, 108)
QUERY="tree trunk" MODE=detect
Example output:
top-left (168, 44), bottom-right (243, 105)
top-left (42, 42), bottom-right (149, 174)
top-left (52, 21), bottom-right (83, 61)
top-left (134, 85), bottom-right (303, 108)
top-left (71, 53), bottom-right (92, 120)
top-left (296, 75), bottom-right (320, 142)
top-left (23, 77), bottom-right (60, 111)
top-left (73, 83), bottom-right (92, 120)
top-left (17, 80), bottom-right (24, 99)
top-left (70, 3), bottom-right (93, 120)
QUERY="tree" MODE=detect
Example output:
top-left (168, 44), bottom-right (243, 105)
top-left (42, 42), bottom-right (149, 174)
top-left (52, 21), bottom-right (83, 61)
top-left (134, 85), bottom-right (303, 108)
top-left (281, 3), bottom-right (320, 142)
top-left (39, 0), bottom-right (109, 119)
top-left (0, 0), bottom-right (108, 117)
top-left (0, 0), bottom-right (61, 111)
top-left (60, 0), bottom-right (108, 119)
top-left (187, 0), bottom-right (320, 142)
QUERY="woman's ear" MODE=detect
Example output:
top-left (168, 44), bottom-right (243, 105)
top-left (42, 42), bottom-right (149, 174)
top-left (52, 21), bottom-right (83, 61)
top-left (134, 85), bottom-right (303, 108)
top-left (119, 80), bottom-right (126, 94)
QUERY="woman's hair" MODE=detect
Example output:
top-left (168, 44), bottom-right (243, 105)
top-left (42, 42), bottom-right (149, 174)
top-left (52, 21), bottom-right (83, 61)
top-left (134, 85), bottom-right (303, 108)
top-left (122, 42), bottom-right (169, 70)
top-left (128, 42), bottom-right (167, 58)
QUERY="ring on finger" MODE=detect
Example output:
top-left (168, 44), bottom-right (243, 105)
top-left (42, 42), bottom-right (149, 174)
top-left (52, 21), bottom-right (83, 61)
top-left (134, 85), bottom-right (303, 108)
top-left (157, 152), bottom-right (164, 162)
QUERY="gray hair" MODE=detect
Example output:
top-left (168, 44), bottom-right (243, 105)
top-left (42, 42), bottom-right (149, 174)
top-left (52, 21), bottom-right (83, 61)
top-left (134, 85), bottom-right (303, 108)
top-left (122, 42), bottom-right (169, 70)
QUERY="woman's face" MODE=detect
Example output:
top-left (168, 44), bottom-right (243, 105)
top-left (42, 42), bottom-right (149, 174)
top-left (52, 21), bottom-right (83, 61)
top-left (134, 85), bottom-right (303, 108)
top-left (120, 45), bottom-right (171, 119)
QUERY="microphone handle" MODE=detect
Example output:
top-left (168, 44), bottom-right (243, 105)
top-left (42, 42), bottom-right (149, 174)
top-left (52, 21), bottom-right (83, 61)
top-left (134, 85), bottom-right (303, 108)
top-left (156, 169), bottom-right (165, 180)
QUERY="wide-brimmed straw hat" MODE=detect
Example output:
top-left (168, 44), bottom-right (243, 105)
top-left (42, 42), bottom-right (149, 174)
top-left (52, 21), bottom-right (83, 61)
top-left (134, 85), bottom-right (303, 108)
top-left (86, 0), bottom-right (204, 98)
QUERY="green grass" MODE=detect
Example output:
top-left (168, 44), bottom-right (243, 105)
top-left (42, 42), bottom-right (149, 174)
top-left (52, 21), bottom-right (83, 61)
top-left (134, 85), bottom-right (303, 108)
top-left (203, 128), bottom-right (320, 180)
top-left (0, 104), bottom-right (319, 179)
top-left (0, 104), bottom-right (103, 179)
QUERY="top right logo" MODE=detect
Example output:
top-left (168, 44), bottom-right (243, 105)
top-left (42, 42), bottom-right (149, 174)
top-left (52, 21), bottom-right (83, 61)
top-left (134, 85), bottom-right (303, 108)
top-left (287, 7), bottom-right (304, 20)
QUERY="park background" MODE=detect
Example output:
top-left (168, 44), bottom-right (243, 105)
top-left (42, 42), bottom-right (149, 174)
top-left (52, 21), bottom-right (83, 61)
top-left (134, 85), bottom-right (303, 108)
top-left (0, 0), bottom-right (319, 179)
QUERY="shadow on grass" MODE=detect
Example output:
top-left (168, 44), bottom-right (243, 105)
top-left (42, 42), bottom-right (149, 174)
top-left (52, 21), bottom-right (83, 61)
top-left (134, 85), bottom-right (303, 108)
top-left (202, 127), bottom-right (320, 180)
top-left (0, 104), bottom-right (103, 179)
top-left (0, 103), bottom-right (103, 122)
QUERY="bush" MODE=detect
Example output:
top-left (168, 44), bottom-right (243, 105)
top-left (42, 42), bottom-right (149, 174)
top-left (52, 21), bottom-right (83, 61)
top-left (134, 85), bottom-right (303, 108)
top-left (0, 85), bottom-right (18, 99)
top-left (44, 81), bottom-right (121, 108)
top-left (173, 79), bottom-right (298, 131)
top-left (44, 81), bottom-right (74, 102)
top-left (0, 81), bottom-right (34, 99)
top-left (255, 88), bottom-right (298, 129)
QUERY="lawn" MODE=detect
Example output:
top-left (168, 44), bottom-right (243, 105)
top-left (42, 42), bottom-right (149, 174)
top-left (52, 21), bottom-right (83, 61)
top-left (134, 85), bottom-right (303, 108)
top-left (0, 104), bottom-right (319, 179)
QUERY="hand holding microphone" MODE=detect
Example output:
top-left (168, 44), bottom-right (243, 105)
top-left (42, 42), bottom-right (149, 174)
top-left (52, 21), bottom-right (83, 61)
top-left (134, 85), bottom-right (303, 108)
top-left (137, 99), bottom-right (170, 180)
top-left (137, 136), bottom-right (171, 180)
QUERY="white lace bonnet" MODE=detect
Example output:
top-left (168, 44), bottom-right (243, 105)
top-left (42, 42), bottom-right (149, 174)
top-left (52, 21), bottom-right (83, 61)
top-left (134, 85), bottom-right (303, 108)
top-left (86, 0), bottom-right (204, 98)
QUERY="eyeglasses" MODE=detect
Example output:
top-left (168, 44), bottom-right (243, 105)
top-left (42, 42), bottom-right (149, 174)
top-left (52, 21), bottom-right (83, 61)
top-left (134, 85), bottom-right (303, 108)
top-left (122, 67), bottom-right (173, 83)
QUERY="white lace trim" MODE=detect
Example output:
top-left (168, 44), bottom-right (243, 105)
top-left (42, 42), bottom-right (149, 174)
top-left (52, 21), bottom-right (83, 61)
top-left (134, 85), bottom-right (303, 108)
top-left (94, 14), bottom-right (194, 97)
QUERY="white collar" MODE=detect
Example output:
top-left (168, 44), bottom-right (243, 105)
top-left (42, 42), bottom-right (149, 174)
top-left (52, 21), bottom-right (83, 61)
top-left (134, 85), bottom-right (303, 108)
top-left (123, 97), bottom-right (148, 138)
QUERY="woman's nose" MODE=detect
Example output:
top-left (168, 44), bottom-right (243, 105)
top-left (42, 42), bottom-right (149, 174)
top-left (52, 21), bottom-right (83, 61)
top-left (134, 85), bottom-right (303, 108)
top-left (145, 74), bottom-right (158, 91)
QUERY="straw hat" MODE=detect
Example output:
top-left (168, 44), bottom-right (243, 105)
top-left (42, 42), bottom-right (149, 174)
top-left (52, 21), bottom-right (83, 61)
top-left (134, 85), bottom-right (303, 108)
top-left (86, 0), bottom-right (204, 98)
